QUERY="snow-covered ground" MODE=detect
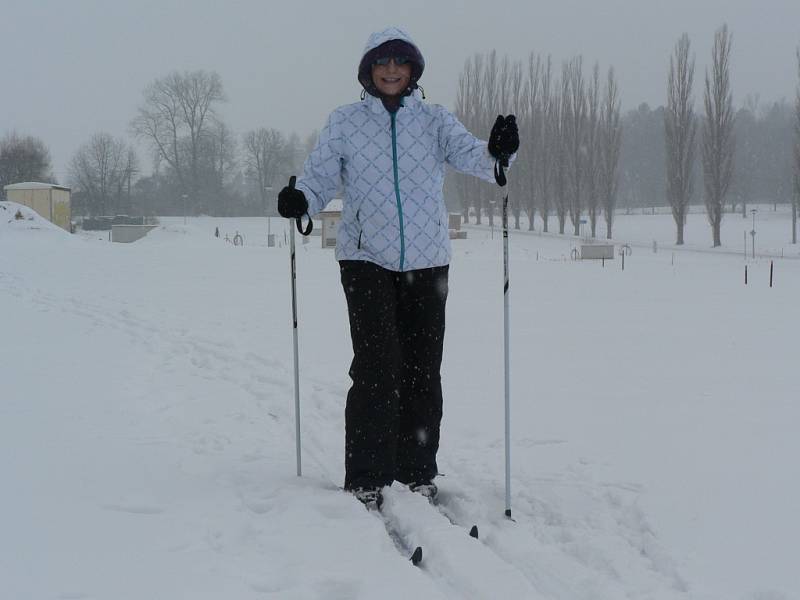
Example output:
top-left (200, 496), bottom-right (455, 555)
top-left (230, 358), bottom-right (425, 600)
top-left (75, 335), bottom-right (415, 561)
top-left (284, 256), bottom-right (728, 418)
top-left (2, 199), bottom-right (798, 599)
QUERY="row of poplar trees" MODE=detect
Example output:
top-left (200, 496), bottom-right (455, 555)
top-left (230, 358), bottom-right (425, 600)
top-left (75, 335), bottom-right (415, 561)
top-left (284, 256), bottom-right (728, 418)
top-left (665, 26), bottom-right (735, 247)
top-left (666, 25), bottom-right (800, 246)
top-left (450, 51), bottom-right (623, 239)
top-left (453, 27), bottom-right (800, 248)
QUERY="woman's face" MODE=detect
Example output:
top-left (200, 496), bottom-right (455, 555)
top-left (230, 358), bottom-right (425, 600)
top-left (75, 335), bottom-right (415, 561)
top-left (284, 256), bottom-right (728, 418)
top-left (371, 58), bottom-right (412, 97)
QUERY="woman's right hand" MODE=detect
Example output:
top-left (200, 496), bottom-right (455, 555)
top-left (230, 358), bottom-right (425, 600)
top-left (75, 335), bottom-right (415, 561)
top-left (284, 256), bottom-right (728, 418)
top-left (278, 180), bottom-right (308, 219)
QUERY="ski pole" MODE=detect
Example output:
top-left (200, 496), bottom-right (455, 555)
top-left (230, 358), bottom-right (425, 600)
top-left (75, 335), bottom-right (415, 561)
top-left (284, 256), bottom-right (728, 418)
top-left (286, 175), bottom-right (313, 477)
top-left (494, 155), bottom-right (512, 520)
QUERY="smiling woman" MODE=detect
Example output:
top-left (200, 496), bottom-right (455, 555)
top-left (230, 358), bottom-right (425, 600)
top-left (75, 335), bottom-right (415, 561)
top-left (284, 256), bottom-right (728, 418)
top-left (277, 25), bottom-right (518, 509)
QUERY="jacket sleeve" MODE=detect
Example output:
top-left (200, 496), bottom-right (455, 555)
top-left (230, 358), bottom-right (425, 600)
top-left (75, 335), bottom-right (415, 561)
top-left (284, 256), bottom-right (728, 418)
top-left (438, 108), bottom-right (515, 184)
top-left (295, 111), bottom-right (343, 217)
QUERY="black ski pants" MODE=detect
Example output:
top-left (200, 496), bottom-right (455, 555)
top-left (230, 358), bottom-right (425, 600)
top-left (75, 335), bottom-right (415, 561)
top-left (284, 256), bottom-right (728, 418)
top-left (339, 260), bottom-right (449, 490)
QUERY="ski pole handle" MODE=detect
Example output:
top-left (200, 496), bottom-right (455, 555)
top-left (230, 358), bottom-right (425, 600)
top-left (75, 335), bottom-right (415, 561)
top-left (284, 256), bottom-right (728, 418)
top-left (494, 159), bottom-right (508, 187)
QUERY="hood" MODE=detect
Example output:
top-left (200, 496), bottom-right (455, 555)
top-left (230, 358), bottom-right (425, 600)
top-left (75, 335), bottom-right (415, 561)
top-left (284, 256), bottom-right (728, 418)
top-left (357, 26), bottom-right (425, 99)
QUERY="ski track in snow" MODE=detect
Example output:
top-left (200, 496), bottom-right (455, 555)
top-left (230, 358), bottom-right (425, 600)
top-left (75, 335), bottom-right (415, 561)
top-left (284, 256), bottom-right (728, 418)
top-left (2, 263), bottom-right (691, 599)
top-left (430, 461), bottom-right (690, 600)
top-left (1, 271), bottom-right (464, 598)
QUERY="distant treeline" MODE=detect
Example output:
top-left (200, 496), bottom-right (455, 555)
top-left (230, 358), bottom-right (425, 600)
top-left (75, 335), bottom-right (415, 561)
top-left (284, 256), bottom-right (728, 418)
top-left (2, 30), bottom-right (798, 245)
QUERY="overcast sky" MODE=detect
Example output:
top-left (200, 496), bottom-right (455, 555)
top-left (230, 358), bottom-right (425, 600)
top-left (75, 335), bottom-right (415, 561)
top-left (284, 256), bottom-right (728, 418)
top-left (2, 0), bottom-right (799, 181)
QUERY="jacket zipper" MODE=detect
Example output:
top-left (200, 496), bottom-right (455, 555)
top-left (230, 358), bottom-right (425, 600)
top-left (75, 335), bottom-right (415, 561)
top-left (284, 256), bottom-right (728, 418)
top-left (390, 110), bottom-right (405, 271)
top-left (356, 210), bottom-right (362, 249)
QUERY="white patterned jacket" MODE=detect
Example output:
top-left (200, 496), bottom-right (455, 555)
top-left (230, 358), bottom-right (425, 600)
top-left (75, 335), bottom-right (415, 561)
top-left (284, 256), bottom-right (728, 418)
top-left (296, 27), bottom-right (501, 272)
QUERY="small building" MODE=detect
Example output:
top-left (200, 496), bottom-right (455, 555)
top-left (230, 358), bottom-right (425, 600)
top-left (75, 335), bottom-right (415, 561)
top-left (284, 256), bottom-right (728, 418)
top-left (581, 244), bottom-right (615, 260)
top-left (4, 182), bottom-right (72, 231)
top-left (448, 213), bottom-right (462, 231)
top-left (320, 199), bottom-right (343, 248)
top-left (448, 212), bottom-right (467, 240)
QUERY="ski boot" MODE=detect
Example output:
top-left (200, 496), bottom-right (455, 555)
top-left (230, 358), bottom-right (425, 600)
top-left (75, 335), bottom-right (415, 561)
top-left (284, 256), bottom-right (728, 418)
top-left (351, 487), bottom-right (384, 510)
top-left (408, 480), bottom-right (438, 502)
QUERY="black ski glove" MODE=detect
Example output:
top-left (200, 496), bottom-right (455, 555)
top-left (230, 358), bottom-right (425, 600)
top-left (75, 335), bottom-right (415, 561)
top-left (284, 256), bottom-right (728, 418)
top-left (488, 115), bottom-right (520, 164)
top-left (278, 183), bottom-right (308, 219)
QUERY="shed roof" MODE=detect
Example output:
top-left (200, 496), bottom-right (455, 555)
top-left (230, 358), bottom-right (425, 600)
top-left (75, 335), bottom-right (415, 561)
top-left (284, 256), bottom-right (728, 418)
top-left (321, 198), bottom-right (343, 213)
top-left (4, 181), bottom-right (71, 192)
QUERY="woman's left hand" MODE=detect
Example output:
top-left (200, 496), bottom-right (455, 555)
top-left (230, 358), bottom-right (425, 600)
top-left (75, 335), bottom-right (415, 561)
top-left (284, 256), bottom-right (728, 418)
top-left (488, 115), bottom-right (519, 163)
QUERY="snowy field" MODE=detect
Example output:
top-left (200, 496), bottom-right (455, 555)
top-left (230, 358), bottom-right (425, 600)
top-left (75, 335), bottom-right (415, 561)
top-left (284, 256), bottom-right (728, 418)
top-left (2, 199), bottom-right (799, 600)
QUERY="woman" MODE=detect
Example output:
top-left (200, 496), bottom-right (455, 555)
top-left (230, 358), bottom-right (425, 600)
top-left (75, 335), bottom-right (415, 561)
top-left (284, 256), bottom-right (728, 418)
top-left (278, 26), bottom-right (519, 508)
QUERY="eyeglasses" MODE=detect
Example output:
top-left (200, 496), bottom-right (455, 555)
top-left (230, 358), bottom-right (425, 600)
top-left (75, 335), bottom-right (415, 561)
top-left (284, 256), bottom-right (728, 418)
top-left (373, 56), bottom-right (411, 67)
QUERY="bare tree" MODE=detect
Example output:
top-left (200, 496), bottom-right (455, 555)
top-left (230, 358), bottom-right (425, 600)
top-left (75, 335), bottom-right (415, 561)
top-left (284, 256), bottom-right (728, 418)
top-left (585, 63), bottom-right (601, 237)
top-left (665, 33), bottom-right (698, 245)
top-left (454, 54), bottom-right (489, 225)
top-left (243, 128), bottom-right (288, 216)
top-left (506, 58), bottom-right (525, 229)
top-left (565, 57), bottom-right (588, 236)
top-left (599, 67), bottom-right (622, 239)
top-left (68, 133), bottom-right (131, 215)
top-left (538, 57), bottom-right (555, 233)
top-left (453, 57), bottom-right (474, 223)
top-left (482, 51), bottom-right (500, 227)
top-left (0, 132), bottom-right (53, 196)
top-left (300, 130), bottom-right (320, 193)
top-left (284, 132), bottom-right (305, 178)
top-left (554, 73), bottom-right (571, 234)
top-left (702, 25), bottom-right (735, 247)
top-left (620, 103), bottom-right (667, 212)
top-left (201, 120), bottom-right (238, 215)
top-left (117, 148), bottom-right (140, 215)
top-left (131, 70), bottom-right (225, 208)
top-left (731, 101), bottom-right (757, 218)
top-left (521, 53), bottom-right (542, 230)
top-left (794, 48), bottom-right (800, 244)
